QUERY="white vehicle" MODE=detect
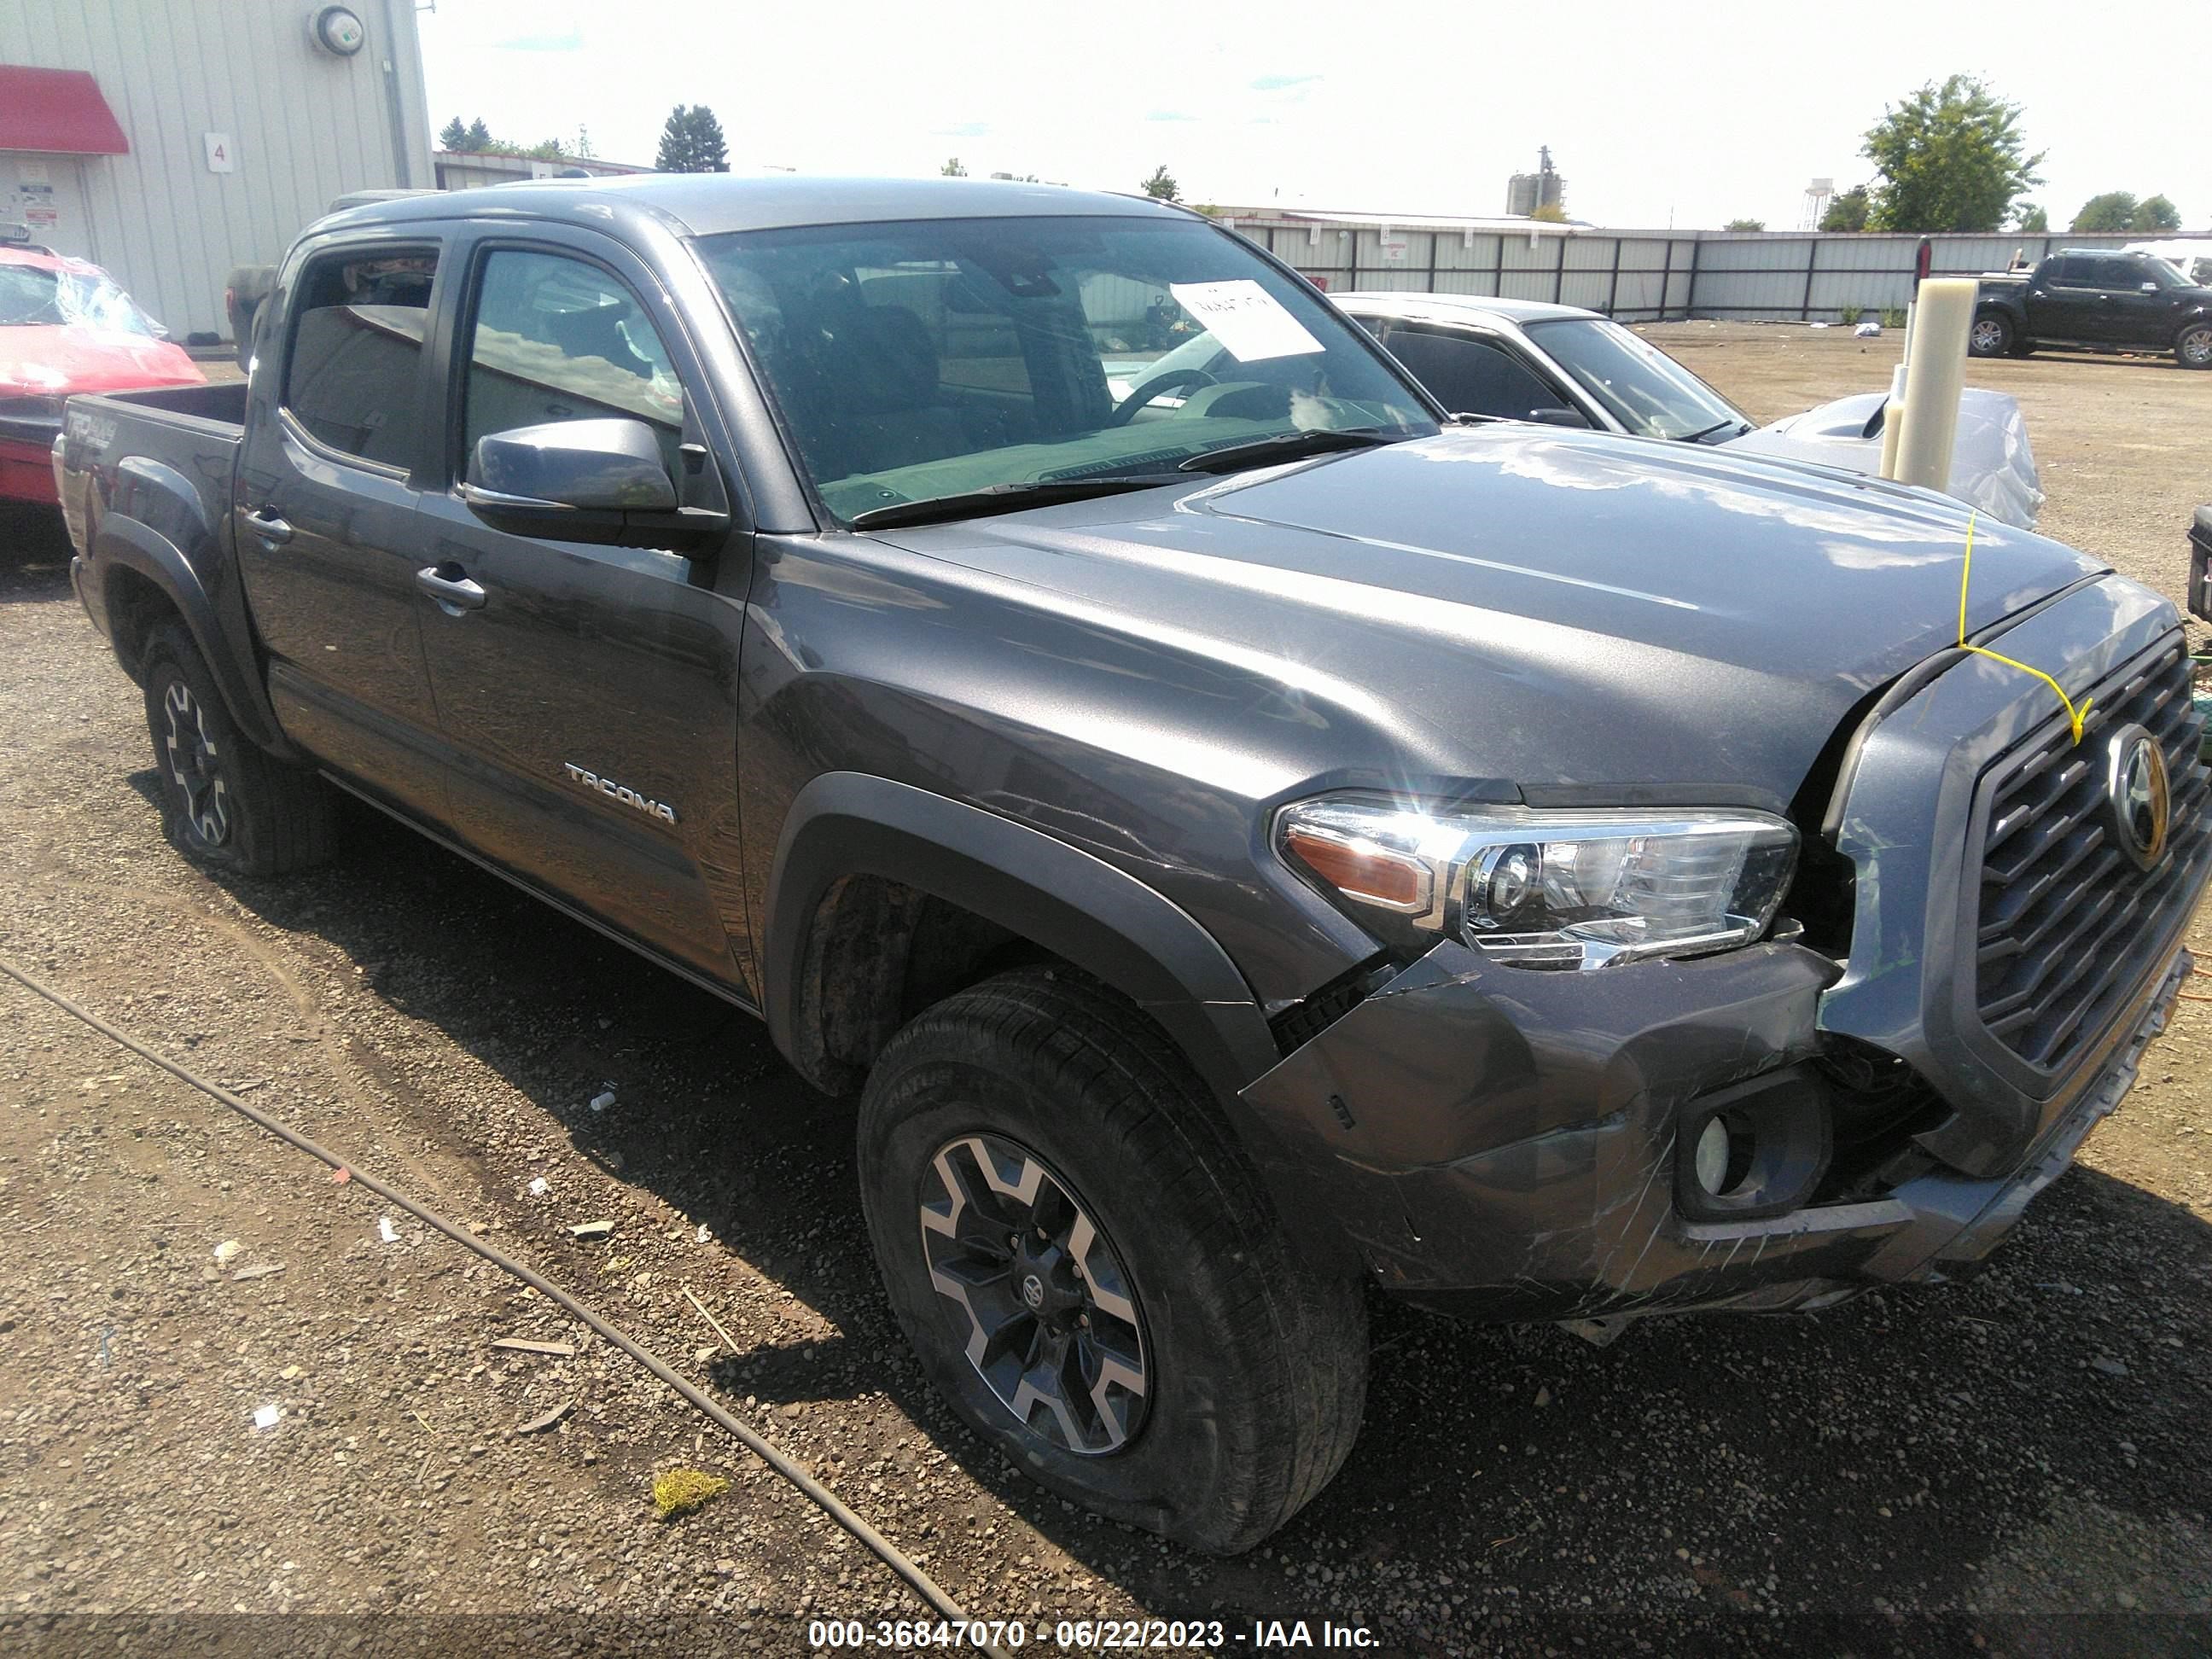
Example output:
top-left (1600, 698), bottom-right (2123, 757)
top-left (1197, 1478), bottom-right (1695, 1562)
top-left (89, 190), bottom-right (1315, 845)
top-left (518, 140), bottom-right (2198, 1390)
top-left (1320, 292), bottom-right (2044, 529)
top-left (2123, 240), bottom-right (2212, 287)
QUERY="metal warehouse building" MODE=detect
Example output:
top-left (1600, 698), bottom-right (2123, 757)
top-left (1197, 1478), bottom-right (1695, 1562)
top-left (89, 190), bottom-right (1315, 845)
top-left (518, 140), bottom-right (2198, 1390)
top-left (0, 0), bottom-right (432, 341)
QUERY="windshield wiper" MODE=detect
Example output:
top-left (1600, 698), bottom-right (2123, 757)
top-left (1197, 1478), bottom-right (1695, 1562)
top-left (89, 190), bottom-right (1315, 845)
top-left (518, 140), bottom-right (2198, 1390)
top-left (1679, 417), bottom-right (1749, 444)
top-left (1175, 428), bottom-right (1405, 474)
top-left (847, 474), bottom-right (1179, 532)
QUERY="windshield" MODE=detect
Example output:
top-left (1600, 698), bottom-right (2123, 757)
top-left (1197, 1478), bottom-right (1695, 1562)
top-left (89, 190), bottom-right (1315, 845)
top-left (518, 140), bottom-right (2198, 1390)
top-left (697, 216), bottom-right (1436, 524)
top-left (0, 262), bottom-right (166, 335)
top-left (1521, 317), bottom-right (1749, 442)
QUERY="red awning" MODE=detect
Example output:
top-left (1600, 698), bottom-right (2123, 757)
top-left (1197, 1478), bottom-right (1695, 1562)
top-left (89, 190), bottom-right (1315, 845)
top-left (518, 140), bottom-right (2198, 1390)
top-left (0, 67), bottom-right (129, 155)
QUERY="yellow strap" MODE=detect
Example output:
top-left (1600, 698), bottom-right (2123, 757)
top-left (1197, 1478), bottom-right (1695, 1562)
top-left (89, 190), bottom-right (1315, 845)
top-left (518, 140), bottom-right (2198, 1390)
top-left (1955, 510), bottom-right (2092, 744)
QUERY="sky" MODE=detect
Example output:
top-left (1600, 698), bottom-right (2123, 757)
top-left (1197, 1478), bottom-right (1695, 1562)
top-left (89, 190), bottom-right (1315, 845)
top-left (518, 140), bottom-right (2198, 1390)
top-left (418, 0), bottom-right (2205, 231)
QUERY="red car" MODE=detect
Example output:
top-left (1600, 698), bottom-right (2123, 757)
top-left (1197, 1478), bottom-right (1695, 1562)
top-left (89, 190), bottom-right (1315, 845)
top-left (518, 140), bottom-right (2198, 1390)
top-left (1, 242), bottom-right (202, 504)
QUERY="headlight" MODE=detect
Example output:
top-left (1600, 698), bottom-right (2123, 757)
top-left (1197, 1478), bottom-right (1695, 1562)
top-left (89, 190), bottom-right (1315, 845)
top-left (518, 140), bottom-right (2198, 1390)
top-left (1276, 797), bottom-right (1798, 969)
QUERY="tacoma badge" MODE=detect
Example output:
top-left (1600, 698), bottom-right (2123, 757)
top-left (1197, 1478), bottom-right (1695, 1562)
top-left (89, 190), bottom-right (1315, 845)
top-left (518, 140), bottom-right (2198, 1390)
top-left (563, 763), bottom-right (677, 824)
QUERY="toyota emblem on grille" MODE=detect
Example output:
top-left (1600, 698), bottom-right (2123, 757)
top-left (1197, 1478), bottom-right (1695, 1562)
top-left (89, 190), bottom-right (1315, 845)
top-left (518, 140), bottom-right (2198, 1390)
top-left (2104, 725), bottom-right (2170, 871)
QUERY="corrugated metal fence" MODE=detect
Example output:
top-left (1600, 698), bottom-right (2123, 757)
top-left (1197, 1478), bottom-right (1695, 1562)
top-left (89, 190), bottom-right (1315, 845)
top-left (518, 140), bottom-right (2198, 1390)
top-left (1230, 219), bottom-right (2212, 324)
top-left (1237, 222), bottom-right (1698, 320)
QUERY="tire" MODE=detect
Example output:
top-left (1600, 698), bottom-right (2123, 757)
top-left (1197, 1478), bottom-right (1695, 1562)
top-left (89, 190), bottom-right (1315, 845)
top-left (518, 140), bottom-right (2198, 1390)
top-left (2008, 337), bottom-right (2038, 358)
top-left (140, 623), bottom-right (335, 876)
top-left (2177, 323), bottom-right (2212, 370)
top-left (858, 968), bottom-right (1367, 1554)
top-left (1968, 311), bottom-right (2012, 358)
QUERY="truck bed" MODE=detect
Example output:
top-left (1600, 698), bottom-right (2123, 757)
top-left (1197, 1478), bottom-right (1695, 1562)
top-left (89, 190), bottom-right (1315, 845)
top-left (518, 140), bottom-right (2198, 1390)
top-left (75, 380), bottom-right (247, 434)
top-left (58, 381), bottom-right (246, 576)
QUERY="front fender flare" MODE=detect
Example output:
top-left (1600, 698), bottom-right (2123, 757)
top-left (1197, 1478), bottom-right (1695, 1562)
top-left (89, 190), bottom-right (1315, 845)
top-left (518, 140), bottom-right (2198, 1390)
top-left (765, 772), bottom-right (1279, 1097)
top-left (764, 773), bottom-right (1359, 1269)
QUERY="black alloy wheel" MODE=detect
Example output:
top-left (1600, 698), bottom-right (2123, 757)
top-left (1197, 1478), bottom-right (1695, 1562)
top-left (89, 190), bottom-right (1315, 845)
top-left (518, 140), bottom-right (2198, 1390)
top-left (917, 1132), bottom-right (1149, 1456)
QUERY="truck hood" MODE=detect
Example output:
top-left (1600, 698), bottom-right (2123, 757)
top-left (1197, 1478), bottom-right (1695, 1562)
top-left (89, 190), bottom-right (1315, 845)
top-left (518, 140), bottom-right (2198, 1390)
top-left (877, 426), bottom-right (2108, 807)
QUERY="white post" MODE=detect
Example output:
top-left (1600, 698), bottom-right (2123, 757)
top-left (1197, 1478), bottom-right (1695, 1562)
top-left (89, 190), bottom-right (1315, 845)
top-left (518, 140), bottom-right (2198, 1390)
top-left (1892, 278), bottom-right (1974, 494)
top-left (1877, 302), bottom-right (1914, 480)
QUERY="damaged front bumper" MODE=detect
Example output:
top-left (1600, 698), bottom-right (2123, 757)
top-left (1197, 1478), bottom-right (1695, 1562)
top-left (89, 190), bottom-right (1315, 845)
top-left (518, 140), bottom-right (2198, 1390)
top-left (1239, 575), bottom-right (2205, 1324)
top-left (1242, 935), bottom-right (2188, 1324)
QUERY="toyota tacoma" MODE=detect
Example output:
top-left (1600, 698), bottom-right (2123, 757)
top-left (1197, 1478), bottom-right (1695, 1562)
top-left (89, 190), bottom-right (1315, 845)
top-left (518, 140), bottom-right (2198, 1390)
top-left (53, 177), bottom-right (2210, 1552)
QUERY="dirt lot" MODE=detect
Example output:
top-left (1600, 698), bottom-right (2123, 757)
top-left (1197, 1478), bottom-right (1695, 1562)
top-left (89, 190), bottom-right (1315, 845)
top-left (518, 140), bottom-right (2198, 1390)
top-left (3, 330), bottom-right (2211, 1656)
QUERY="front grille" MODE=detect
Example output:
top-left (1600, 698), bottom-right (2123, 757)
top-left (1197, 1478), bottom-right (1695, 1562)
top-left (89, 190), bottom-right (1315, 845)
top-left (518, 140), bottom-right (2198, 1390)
top-left (1974, 634), bottom-right (2209, 1070)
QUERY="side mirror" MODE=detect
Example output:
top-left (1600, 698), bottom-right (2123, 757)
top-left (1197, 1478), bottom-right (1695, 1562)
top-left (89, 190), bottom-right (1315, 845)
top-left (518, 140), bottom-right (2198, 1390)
top-left (2142, 282), bottom-right (2162, 294)
top-left (469, 417), bottom-right (678, 511)
top-left (459, 417), bottom-right (726, 549)
top-left (1523, 406), bottom-right (1592, 428)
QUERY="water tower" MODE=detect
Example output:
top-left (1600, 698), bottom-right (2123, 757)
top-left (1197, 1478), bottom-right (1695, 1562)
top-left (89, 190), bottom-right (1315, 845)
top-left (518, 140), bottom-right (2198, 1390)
top-left (1802, 177), bottom-right (1835, 230)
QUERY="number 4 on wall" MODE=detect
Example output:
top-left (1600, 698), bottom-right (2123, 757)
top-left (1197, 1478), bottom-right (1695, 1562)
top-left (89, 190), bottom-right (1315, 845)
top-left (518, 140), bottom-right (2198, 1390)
top-left (203, 133), bottom-right (236, 174)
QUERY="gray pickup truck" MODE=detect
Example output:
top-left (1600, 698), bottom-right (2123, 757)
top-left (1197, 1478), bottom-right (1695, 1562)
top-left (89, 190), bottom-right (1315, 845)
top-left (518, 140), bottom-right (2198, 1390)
top-left (55, 176), bottom-right (2211, 1552)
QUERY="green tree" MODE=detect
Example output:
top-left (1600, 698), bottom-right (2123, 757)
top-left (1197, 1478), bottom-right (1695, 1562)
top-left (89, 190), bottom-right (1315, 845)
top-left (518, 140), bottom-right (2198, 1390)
top-left (940, 156), bottom-right (967, 177)
top-left (2072, 190), bottom-right (2139, 231)
top-left (1528, 201), bottom-right (1567, 224)
top-left (1819, 186), bottom-right (1870, 231)
top-left (525, 137), bottom-right (568, 160)
top-left (438, 115), bottom-right (469, 151)
top-left (463, 117), bottom-right (493, 152)
top-left (2016, 202), bottom-right (2048, 232)
top-left (1862, 75), bottom-right (2042, 232)
top-left (1724, 218), bottom-right (1765, 231)
top-left (656, 105), bottom-right (731, 173)
top-left (1140, 166), bottom-right (1179, 201)
top-left (2134, 194), bottom-right (2181, 231)
top-left (574, 125), bottom-right (595, 160)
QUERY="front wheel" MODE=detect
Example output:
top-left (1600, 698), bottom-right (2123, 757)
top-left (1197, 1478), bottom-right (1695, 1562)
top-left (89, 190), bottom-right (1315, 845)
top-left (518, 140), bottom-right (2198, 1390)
top-left (1969, 312), bottom-right (2013, 358)
top-left (857, 968), bottom-right (1368, 1554)
top-left (140, 623), bottom-right (335, 875)
top-left (2177, 323), bottom-right (2212, 370)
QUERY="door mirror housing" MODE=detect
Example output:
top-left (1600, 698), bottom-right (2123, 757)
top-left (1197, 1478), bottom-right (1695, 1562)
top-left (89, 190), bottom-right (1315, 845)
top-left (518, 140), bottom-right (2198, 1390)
top-left (472, 417), bottom-right (678, 511)
top-left (460, 418), bottom-right (728, 550)
top-left (2142, 281), bottom-right (2162, 294)
top-left (1523, 405), bottom-right (1592, 428)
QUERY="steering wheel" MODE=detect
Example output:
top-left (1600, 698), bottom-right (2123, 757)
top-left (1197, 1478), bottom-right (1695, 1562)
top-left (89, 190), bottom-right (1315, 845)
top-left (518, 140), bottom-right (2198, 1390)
top-left (1105, 366), bottom-right (1219, 428)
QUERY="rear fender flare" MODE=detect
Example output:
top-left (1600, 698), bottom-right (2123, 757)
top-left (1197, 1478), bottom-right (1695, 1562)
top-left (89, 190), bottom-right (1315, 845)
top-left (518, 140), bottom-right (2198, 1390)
top-left (92, 512), bottom-right (294, 758)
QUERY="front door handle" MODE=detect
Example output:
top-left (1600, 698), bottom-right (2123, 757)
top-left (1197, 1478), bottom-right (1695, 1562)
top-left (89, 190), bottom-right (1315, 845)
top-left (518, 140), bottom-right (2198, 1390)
top-left (242, 508), bottom-right (292, 545)
top-left (415, 562), bottom-right (487, 614)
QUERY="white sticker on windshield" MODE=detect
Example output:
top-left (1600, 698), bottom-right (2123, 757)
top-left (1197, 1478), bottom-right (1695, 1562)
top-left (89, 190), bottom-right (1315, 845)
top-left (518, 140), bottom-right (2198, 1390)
top-left (1168, 280), bottom-right (1324, 363)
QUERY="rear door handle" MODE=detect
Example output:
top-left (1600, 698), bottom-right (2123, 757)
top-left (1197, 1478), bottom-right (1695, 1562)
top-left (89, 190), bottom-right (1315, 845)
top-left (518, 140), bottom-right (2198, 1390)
top-left (242, 508), bottom-right (292, 545)
top-left (415, 563), bottom-right (487, 614)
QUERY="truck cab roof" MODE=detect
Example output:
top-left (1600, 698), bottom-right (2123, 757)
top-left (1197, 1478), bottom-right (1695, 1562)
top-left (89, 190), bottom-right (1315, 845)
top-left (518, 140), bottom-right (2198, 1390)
top-left (319, 172), bottom-right (1190, 240)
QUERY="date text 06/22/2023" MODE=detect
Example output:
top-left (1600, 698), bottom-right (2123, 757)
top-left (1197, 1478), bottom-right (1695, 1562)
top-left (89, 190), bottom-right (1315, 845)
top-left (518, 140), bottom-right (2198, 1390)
top-left (804, 1617), bottom-right (1381, 1650)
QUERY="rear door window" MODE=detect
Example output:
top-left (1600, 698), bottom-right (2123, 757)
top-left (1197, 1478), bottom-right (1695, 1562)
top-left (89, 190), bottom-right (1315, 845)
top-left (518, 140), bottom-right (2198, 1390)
top-left (282, 248), bottom-right (438, 469)
top-left (1382, 325), bottom-right (1572, 422)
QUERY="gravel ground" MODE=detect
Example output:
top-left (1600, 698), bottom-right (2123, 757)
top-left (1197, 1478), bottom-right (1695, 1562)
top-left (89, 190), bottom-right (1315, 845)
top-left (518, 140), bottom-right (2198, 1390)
top-left (3, 333), bottom-right (2212, 1657)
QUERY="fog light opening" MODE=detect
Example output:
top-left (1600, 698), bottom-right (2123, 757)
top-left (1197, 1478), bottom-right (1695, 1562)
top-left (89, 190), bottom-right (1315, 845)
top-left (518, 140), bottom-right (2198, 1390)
top-left (1692, 1114), bottom-right (1756, 1198)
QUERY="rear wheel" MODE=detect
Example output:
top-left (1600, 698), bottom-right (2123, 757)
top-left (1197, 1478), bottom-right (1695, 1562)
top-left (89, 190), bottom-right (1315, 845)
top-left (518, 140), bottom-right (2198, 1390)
top-left (857, 968), bottom-right (1368, 1554)
top-left (2177, 323), bottom-right (2212, 370)
top-left (1969, 312), bottom-right (2013, 358)
top-left (140, 624), bottom-right (335, 875)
